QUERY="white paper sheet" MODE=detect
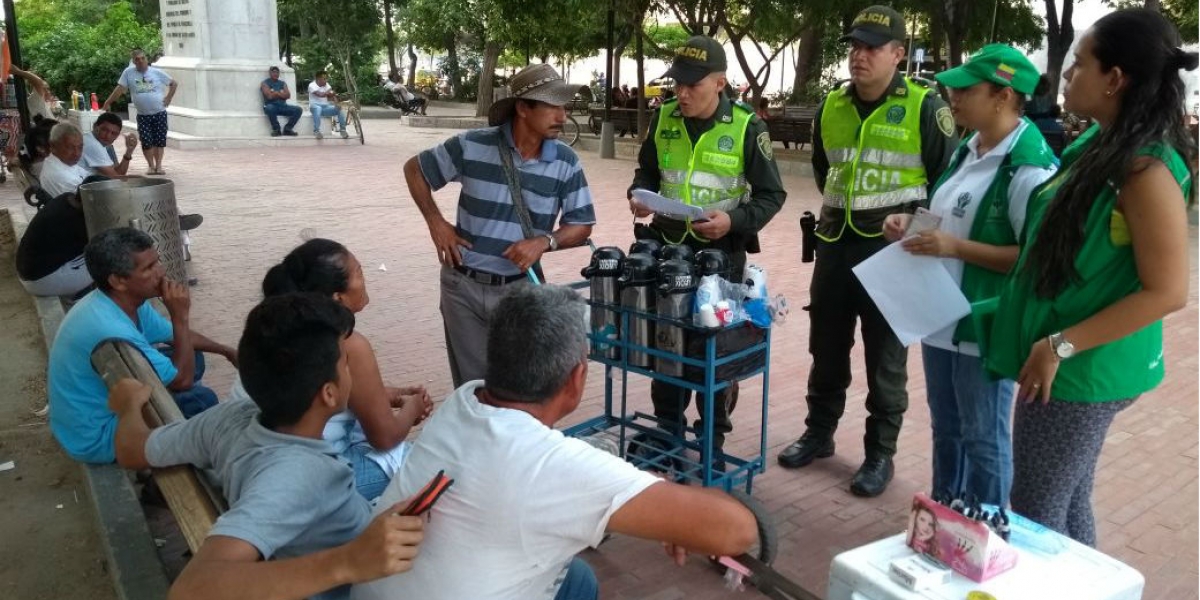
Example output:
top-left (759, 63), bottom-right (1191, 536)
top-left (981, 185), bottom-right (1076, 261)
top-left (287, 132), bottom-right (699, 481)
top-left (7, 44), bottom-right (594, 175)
top-left (630, 188), bottom-right (707, 221)
top-left (852, 242), bottom-right (972, 347)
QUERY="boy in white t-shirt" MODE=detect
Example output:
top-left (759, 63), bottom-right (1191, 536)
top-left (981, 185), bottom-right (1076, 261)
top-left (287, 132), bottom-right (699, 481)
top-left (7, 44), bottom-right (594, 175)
top-left (353, 285), bottom-right (758, 600)
top-left (308, 70), bottom-right (348, 139)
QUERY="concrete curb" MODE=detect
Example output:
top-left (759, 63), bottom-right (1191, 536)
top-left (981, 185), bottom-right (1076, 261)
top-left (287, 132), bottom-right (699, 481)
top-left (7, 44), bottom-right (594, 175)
top-left (2, 207), bottom-right (172, 600)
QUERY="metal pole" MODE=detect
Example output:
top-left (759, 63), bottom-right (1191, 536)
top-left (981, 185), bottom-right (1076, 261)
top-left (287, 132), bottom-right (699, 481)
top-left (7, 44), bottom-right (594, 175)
top-left (599, 0), bottom-right (615, 158)
top-left (905, 15), bottom-right (914, 76)
top-left (4, 0), bottom-right (30, 130)
top-left (989, 0), bottom-right (1000, 43)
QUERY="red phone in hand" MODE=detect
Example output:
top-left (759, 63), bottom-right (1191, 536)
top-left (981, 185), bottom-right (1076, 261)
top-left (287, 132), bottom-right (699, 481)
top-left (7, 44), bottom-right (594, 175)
top-left (399, 470), bottom-right (454, 517)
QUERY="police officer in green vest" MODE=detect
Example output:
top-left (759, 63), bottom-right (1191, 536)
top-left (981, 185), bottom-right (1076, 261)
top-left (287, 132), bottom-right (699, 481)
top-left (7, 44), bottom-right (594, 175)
top-left (627, 35), bottom-right (787, 467)
top-left (776, 5), bottom-right (957, 497)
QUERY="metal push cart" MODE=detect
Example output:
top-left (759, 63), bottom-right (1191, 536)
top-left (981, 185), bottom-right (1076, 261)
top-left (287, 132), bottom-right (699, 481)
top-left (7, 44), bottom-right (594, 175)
top-left (562, 299), bottom-right (772, 494)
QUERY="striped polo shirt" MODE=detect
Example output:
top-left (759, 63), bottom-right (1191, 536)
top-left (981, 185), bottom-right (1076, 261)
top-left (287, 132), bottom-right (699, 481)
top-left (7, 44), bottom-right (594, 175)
top-left (417, 123), bottom-right (596, 276)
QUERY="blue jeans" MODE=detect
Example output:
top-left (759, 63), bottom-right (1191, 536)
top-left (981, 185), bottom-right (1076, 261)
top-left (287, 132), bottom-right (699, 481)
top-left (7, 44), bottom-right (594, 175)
top-left (263, 102), bottom-right (302, 133)
top-left (166, 350), bottom-right (219, 418)
top-left (343, 442), bottom-right (390, 502)
top-left (922, 344), bottom-right (1014, 506)
top-left (310, 103), bottom-right (346, 133)
top-left (553, 557), bottom-right (598, 600)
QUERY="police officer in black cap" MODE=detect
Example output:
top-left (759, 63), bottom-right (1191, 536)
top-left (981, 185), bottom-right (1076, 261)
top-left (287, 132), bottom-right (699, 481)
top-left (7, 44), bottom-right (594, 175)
top-left (777, 5), bottom-right (957, 497)
top-left (627, 35), bottom-right (787, 466)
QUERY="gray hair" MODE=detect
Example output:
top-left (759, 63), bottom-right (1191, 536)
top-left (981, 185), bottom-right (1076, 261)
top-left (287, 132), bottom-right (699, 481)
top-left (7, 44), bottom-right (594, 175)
top-left (85, 227), bottom-right (155, 292)
top-left (485, 285), bottom-right (589, 403)
top-left (49, 122), bottom-right (82, 145)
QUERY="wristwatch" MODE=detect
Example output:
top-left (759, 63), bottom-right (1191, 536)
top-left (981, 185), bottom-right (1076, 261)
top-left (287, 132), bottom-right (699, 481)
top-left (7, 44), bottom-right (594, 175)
top-left (544, 233), bottom-right (558, 251)
top-left (1048, 332), bottom-right (1075, 360)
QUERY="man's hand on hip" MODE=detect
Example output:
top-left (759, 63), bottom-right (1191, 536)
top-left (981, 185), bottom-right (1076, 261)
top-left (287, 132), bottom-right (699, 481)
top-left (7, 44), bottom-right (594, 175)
top-left (502, 237), bottom-right (549, 272)
top-left (692, 209), bottom-right (731, 240)
top-left (428, 218), bottom-right (471, 267)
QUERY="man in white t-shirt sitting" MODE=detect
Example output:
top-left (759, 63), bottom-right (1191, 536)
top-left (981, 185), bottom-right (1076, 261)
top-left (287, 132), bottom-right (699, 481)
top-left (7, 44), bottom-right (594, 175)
top-left (308, 71), bottom-right (348, 139)
top-left (353, 285), bottom-right (758, 600)
top-left (80, 111), bottom-right (138, 178)
top-left (39, 122), bottom-right (92, 198)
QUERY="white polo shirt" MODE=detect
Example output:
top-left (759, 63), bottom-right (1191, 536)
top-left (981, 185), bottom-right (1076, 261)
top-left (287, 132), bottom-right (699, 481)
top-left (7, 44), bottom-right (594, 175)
top-left (924, 120), bottom-right (1057, 356)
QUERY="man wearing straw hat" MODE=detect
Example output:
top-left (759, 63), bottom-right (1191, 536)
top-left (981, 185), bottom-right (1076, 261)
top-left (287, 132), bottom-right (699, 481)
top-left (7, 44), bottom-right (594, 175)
top-left (404, 63), bottom-right (596, 388)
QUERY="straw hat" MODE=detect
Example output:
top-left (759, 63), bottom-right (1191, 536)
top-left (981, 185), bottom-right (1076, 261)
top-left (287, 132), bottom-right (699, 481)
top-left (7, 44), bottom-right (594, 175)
top-left (488, 64), bottom-right (588, 126)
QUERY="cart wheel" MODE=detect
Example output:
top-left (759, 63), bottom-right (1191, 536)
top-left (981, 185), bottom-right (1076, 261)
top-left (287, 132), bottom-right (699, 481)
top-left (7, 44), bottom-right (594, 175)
top-left (730, 489), bottom-right (778, 565)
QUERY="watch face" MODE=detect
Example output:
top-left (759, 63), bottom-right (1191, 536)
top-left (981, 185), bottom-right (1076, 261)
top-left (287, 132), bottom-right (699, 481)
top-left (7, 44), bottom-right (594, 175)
top-left (1056, 341), bottom-right (1075, 359)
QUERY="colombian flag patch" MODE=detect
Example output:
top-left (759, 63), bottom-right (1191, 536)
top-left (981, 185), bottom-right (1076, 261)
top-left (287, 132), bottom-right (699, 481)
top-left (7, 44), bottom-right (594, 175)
top-left (995, 63), bottom-right (1016, 82)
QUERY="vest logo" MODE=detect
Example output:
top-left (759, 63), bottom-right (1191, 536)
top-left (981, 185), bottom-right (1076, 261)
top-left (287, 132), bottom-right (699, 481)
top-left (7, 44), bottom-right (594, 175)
top-left (701, 151), bottom-right (738, 168)
top-left (952, 192), bottom-right (971, 218)
top-left (854, 168), bottom-right (902, 193)
top-left (660, 128), bottom-right (682, 140)
top-left (886, 106), bottom-right (906, 124)
top-left (676, 46), bottom-right (708, 61)
top-left (717, 135), bottom-right (735, 151)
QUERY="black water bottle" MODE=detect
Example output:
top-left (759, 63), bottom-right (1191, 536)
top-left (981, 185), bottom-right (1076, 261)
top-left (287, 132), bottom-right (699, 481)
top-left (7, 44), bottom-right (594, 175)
top-left (800, 211), bottom-right (817, 263)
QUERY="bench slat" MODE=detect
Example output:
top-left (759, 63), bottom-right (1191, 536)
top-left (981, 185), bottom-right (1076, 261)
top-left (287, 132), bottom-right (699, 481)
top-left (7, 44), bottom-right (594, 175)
top-left (92, 342), bottom-right (224, 553)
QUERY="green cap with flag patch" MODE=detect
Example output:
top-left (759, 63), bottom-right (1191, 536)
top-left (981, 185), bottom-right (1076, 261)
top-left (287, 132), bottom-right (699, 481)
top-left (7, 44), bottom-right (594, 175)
top-left (935, 43), bottom-right (1041, 95)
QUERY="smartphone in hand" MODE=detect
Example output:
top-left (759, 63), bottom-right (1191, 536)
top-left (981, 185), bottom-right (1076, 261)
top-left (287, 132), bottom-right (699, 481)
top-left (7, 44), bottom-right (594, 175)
top-left (904, 207), bottom-right (942, 239)
top-left (399, 470), bottom-right (455, 517)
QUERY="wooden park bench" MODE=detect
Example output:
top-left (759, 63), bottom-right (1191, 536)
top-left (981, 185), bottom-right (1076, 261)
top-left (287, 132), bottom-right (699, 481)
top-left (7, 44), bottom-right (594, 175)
top-left (766, 106), bottom-right (818, 150)
top-left (91, 340), bottom-right (228, 553)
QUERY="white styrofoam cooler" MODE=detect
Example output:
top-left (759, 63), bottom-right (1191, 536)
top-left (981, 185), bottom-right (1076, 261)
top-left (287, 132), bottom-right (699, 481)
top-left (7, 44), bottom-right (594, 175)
top-left (827, 533), bottom-right (1144, 600)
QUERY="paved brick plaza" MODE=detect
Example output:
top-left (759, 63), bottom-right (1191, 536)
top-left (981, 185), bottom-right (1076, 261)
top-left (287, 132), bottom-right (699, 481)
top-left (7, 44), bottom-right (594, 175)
top-left (4, 115), bottom-right (1195, 599)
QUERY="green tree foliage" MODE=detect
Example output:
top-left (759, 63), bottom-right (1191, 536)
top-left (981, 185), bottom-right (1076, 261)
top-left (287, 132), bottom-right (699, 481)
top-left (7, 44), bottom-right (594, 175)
top-left (17, 0), bottom-right (161, 108)
top-left (643, 22), bottom-right (691, 61)
top-left (278, 0), bottom-right (386, 104)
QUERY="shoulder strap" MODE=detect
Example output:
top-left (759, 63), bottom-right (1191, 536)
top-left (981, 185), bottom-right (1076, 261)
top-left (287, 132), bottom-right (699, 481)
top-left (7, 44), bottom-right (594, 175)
top-left (495, 131), bottom-right (537, 239)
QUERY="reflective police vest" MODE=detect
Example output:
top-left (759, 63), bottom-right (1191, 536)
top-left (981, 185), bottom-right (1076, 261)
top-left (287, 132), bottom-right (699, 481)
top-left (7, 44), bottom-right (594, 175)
top-left (818, 79), bottom-right (929, 241)
top-left (654, 99), bottom-right (752, 241)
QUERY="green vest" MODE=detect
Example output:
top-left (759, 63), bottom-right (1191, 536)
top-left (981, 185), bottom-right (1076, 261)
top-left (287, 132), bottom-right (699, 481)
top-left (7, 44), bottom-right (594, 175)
top-left (655, 99), bottom-right (752, 243)
top-left (818, 79), bottom-right (930, 241)
top-left (935, 120), bottom-right (1056, 345)
top-left (984, 125), bottom-right (1193, 402)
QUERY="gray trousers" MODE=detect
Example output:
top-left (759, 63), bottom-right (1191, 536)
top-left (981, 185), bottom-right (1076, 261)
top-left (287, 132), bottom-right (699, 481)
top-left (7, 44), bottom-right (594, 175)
top-left (1010, 396), bottom-right (1136, 546)
top-left (439, 265), bottom-right (530, 388)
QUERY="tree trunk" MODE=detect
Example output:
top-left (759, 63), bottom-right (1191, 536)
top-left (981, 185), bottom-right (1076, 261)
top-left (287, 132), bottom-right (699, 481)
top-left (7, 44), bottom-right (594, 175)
top-left (635, 26), bottom-right (647, 140)
top-left (612, 42), bottom-right (626, 93)
top-left (943, 0), bottom-right (971, 66)
top-left (1043, 0), bottom-right (1075, 101)
top-left (406, 43), bottom-right (418, 87)
top-left (382, 0), bottom-right (398, 79)
top-left (444, 33), bottom-right (462, 100)
top-left (793, 21), bottom-right (824, 103)
top-left (476, 39), bottom-right (502, 118)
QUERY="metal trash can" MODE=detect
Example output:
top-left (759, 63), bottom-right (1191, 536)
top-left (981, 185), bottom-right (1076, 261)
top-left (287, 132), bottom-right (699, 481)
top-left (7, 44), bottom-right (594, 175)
top-left (80, 178), bottom-right (188, 283)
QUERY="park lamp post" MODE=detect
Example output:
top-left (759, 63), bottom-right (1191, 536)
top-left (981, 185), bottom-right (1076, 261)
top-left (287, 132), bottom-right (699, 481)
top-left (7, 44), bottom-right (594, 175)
top-left (599, 0), bottom-right (616, 159)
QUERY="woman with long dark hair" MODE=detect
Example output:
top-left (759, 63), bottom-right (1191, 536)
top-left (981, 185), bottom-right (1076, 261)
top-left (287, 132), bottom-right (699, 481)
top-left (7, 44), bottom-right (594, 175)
top-left (233, 238), bottom-right (434, 501)
top-left (986, 8), bottom-right (1196, 544)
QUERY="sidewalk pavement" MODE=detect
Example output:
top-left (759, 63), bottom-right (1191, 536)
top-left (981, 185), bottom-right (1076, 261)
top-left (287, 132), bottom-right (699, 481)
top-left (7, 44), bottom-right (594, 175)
top-left (3, 117), bottom-right (1194, 599)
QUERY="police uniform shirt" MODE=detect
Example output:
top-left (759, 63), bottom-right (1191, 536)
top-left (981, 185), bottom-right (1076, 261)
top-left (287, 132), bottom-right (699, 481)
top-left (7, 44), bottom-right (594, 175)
top-left (630, 93), bottom-right (786, 237)
top-left (811, 71), bottom-right (957, 197)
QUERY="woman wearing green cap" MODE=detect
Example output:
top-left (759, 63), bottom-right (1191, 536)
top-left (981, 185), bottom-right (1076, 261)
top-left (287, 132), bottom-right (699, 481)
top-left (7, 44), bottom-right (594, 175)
top-left (985, 8), bottom-right (1196, 545)
top-left (883, 43), bottom-right (1057, 508)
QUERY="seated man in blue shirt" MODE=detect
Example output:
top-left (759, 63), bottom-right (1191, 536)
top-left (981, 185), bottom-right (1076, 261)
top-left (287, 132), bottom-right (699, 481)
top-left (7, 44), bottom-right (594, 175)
top-left (48, 227), bottom-right (235, 463)
top-left (261, 66), bottom-right (302, 136)
top-left (107, 293), bottom-right (425, 600)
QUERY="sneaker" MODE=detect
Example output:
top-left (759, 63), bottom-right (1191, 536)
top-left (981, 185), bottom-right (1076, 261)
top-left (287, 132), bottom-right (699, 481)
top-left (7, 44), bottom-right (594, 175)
top-left (339, 129), bottom-right (349, 139)
top-left (314, 131), bottom-right (323, 139)
top-left (777, 432), bottom-right (835, 469)
top-left (849, 456), bottom-right (894, 497)
top-left (282, 129), bottom-right (298, 137)
top-left (178, 214), bottom-right (204, 231)
top-left (270, 130), bottom-right (281, 137)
